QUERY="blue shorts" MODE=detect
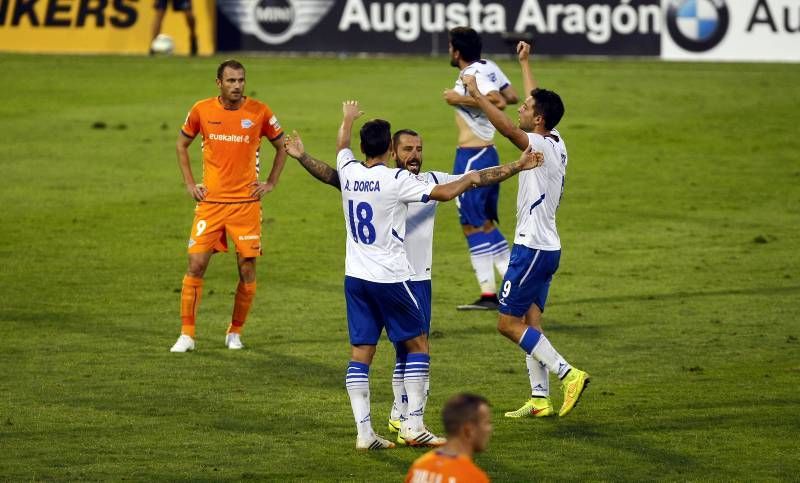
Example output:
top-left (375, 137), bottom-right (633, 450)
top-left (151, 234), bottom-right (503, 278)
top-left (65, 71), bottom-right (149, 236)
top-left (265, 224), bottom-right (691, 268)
top-left (154, 0), bottom-right (191, 10)
top-left (453, 146), bottom-right (500, 227)
top-left (409, 280), bottom-right (432, 333)
top-left (344, 276), bottom-right (426, 345)
top-left (498, 245), bottom-right (561, 317)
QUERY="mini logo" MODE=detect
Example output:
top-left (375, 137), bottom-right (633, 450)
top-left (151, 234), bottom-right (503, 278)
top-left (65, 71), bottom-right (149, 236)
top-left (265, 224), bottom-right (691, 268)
top-left (666, 0), bottom-right (729, 52)
top-left (238, 235), bottom-right (259, 240)
top-left (187, 238), bottom-right (196, 248)
top-left (208, 120), bottom-right (222, 125)
top-left (218, 0), bottom-right (335, 45)
top-left (241, 119), bottom-right (253, 129)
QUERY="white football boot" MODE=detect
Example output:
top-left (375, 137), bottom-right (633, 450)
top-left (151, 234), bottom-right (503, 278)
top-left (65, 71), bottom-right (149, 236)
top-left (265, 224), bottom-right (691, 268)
top-left (225, 332), bottom-right (244, 350)
top-left (356, 433), bottom-right (396, 450)
top-left (170, 334), bottom-right (195, 352)
top-left (399, 427), bottom-right (447, 447)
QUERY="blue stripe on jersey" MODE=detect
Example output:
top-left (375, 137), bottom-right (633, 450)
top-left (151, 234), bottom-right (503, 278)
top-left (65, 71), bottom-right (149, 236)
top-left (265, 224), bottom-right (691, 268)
top-left (430, 172), bottom-right (439, 184)
top-left (529, 193), bottom-right (546, 214)
top-left (394, 168), bottom-right (405, 179)
top-left (392, 228), bottom-right (404, 242)
top-left (342, 160), bottom-right (359, 170)
top-left (421, 194), bottom-right (430, 203)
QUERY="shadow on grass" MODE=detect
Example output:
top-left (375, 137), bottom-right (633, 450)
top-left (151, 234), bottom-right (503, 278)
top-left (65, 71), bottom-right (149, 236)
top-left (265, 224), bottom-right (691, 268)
top-left (553, 284), bottom-right (800, 307)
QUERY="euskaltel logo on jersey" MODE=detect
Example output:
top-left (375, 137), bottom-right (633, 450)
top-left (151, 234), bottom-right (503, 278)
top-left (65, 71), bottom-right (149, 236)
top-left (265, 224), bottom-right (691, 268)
top-left (218, 0), bottom-right (334, 45)
top-left (666, 0), bottom-right (729, 52)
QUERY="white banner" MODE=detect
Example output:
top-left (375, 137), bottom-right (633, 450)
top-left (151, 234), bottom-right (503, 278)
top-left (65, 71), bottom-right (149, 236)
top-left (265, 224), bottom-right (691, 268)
top-left (661, 0), bottom-right (800, 62)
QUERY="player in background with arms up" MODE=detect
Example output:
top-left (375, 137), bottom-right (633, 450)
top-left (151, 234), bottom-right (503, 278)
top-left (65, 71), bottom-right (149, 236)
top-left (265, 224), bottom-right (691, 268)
top-left (170, 59), bottom-right (286, 352)
top-left (444, 27), bottom-right (519, 311)
top-left (283, 101), bottom-right (541, 450)
top-left (405, 393), bottom-right (493, 483)
top-left (285, 125), bottom-right (543, 445)
top-left (462, 41), bottom-right (590, 419)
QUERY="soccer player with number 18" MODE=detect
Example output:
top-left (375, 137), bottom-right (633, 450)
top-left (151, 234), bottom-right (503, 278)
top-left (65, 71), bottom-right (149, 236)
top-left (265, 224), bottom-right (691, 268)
top-left (283, 100), bottom-right (542, 450)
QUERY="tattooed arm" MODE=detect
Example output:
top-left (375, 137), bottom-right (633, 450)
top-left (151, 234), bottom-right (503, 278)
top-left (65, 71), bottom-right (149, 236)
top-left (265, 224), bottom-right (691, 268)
top-left (474, 146), bottom-right (543, 187)
top-left (430, 147), bottom-right (542, 201)
top-left (297, 152), bottom-right (341, 190)
top-left (284, 130), bottom-right (341, 190)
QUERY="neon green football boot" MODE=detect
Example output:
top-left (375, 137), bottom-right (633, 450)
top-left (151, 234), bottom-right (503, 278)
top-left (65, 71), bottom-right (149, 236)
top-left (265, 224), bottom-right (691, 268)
top-left (387, 418), bottom-right (407, 445)
top-left (504, 397), bottom-right (554, 418)
top-left (559, 368), bottom-right (590, 417)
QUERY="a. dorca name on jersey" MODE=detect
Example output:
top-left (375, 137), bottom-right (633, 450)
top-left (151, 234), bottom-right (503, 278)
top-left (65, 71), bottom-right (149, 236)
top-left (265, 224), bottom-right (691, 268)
top-left (344, 180), bottom-right (381, 192)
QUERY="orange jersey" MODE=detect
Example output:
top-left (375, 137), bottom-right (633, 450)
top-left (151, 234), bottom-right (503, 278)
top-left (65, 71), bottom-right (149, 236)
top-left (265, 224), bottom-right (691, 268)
top-left (405, 450), bottom-right (489, 483)
top-left (181, 97), bottom-right (283, 202)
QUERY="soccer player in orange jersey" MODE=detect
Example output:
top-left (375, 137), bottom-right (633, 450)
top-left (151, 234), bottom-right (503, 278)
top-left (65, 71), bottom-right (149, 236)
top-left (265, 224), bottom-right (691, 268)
top-left (405, 393), bottom-right (492, 483)
top-left (170, 59), bottom-right (286, 352)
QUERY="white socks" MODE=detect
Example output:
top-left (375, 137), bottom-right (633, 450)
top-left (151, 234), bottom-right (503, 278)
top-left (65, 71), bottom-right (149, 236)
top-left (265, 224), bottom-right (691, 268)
top-left (532, 335), bottom-right (572, 379)
top-left (526, 353), bottom-right (550, 397)
top-left (346, 361), bottom-right (373, 438)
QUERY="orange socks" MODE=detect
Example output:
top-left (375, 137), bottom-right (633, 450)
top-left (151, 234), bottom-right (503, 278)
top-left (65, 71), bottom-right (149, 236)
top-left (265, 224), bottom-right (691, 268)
top-left (180, 277), bottom-right (255, 337)
top-left (180, 275), bottom-right (204, 337)
top-left (228, 281), bottom-right (256, 334)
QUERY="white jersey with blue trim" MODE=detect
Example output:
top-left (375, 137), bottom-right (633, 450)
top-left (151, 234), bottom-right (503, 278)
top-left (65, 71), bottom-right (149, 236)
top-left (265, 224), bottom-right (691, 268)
top-left (405, 170), bottom-right (462, 282)
top-left (453, 59), bottom-right (511, 142)
top-left (337, 148), bottom-right (436, 283)
top-left (513, 129), bottom-right (568, 251)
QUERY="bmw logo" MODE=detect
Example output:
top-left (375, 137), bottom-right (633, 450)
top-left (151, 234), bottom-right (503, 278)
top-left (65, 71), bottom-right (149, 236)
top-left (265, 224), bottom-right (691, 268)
top-left (666, 0), bottom-right (729, 52)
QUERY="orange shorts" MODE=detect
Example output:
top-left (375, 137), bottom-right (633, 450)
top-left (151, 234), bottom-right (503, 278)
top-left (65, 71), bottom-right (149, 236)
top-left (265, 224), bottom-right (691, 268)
top-left (187, 201), bottom-right (262, 257)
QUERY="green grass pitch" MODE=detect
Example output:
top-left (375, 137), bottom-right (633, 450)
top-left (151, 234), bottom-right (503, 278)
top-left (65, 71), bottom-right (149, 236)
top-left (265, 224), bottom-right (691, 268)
top-left (0, 53), bottom-right (798, 481)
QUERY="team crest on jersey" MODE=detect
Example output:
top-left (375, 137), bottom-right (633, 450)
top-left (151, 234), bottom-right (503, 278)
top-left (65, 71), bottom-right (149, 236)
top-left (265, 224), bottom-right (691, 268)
top-left (188, 238), bottom-right (196, 248)
top-left (241, 119), bottom-right (253, 129)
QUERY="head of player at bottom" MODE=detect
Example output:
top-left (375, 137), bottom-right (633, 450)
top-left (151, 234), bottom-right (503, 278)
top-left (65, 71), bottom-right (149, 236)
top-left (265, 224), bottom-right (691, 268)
top-left (405, 393), bottom-right (493, 483)
top-left (443, 393), bottom-right (493, 456)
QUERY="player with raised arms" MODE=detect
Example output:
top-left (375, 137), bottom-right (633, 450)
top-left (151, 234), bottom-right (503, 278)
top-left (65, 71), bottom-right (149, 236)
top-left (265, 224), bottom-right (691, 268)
top-left (283, 100), bottom-right (542, 450)
top-left (462, 42), bottom-right (590, 419)
top-left (285, 124), bottom-right (542, 445)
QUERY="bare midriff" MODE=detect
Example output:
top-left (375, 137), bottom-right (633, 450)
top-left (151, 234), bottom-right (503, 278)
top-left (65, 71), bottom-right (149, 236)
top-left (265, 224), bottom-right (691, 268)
top-left (455, 113), bottom-right (493, 148)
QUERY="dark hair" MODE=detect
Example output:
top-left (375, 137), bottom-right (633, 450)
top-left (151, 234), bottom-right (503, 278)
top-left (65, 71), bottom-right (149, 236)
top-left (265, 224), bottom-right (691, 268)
top-left (217, 59), bottom-right (246, 80)
top-left (360, 119), bottom-right (392, 158)
top-left (449, 27), bottom-right (482, 63)
top-left (392, 129), bottom-right (419, 148)
top-left (442, 393), bottom-right (489, 437)
top-left (531, 88), bottom-right (565, 130)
